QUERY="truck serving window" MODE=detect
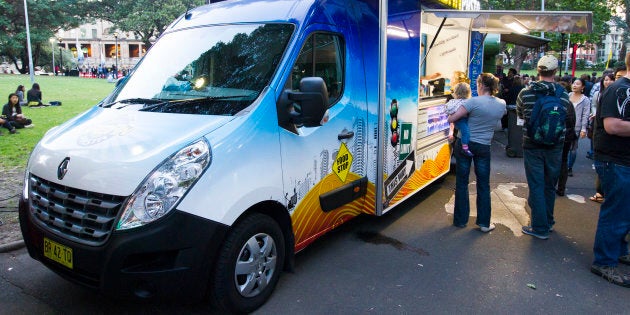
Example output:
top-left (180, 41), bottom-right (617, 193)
top-left (291, 33), bottom-right (344, 106)
top-left (106, 23), bottom-right (294, 115)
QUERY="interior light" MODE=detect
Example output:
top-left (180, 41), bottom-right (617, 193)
top-left (194, 77), bottom-right (206, 90)
top-left (500, 16), bottom-right (528, 34)
top-left (387, 25), bottom-right (415, 38)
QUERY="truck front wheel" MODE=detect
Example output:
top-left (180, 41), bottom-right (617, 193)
top-left (210, 213), bottom-right (285, 313)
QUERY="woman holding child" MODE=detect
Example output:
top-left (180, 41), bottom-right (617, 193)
top-left (447, 73), bottom-right (506, 233)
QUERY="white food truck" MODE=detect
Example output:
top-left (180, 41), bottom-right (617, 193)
top-left (19, 0), bottom-right (591, 312)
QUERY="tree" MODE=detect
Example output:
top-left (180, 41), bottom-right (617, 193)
top-left (0, 0), bottom-right (88, 74)
top-left (86, 0), bottom-right (205, 50)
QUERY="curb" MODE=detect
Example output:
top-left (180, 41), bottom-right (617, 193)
top-left (0, 240), bottom-right (25, 253)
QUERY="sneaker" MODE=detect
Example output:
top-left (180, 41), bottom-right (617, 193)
top-left (590, 264), bottom-right (630, 287)
top-left (522, 226), bottom-right (549, 240)
top-left (9, 128), bottom-right (17, 134)
top-left (24, 124), bottom-right (34, 128)
top-left (619, 255), bottom-right (630, 266)
top-left (453, 223), bottom-right (466, 228)
top-left (479, 223), bottom-right (495, 233)
top-left (586, 152), bottom-right (594, 160)
top-left (567, 168), bottom-right (573, 177)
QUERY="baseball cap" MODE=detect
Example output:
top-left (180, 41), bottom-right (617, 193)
top-left (537, 55), bottom-right (558, 71)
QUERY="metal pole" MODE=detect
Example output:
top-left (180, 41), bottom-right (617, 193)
top-left (540, 0), bottom-right (545, 39)
top-left (565, 33), bottom-right (571, 74)
top-left (114, 33), bottom-right (118, 79)
top-left (375, 0), bottom-right (387, 215)
top-left (23, 0), bottom-right (35, 83)
top-left (50, 39), bottom-right (55, 76)
top-left (59, 39), bottom-right (63, 75)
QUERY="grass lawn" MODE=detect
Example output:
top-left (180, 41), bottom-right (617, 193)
top-left (0, 74), bottom-right (115, 169)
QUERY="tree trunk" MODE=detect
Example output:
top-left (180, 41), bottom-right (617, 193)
top-left (512, 46), bottom-right (528, 72)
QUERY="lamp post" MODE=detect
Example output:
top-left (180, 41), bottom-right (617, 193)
top-left (49, 38), bottom-right (55, 75)
top-left (114, 32), bottom-right (118, 79)
top-left (58, 37), bottom-right (63, 75)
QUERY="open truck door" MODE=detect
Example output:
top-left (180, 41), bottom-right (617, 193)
top-left (374, 6), bottom-right (592, 216)
top-left (419, 9), bottom-right (592, 88)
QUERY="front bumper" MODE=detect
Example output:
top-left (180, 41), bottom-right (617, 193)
top-left (19, 196), bottom-right (229, 300)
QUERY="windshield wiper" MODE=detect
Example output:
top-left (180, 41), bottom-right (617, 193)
top-left (102, 98), bottom-right (167, 109)
top-left (139, 94), bottom-right (256, 112)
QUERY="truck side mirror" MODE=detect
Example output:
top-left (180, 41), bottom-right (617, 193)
top-left (282, 77), bottom-right (329, 128)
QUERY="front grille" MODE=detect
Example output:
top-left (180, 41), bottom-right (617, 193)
top-left (29, 175), bottom-right (127, 246)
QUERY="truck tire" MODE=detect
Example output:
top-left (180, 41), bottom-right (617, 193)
top-left (210, 213), bottom-right (285, 313)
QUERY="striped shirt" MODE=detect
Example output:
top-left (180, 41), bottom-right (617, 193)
top-left (516, 81), bottom-right (575, 149)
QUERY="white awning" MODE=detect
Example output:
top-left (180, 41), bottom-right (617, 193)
top-left (423, 9), bottom-right (592, 35)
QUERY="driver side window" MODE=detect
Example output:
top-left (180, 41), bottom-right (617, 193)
top-left (291, 32), bottom-right (344, 106)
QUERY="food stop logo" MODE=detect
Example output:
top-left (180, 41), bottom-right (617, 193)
top-left (332, 142), bottom-right (353, 182)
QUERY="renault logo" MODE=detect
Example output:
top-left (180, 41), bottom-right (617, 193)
top-left (57, 157), bottom-right (70, 180)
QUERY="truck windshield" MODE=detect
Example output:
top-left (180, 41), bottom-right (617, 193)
top-left (108, 23), bottom-right (294, 115)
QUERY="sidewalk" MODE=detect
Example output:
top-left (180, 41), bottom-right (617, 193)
top-left (0, 167), bottom-right (25, 253)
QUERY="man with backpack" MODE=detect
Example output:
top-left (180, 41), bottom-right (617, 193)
top-left (516, 55), bottom-right (576, 240)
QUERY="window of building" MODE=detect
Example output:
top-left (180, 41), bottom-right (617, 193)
top-left (105, 44), bottom-right (120, 58)
top-left (129, 44), bottom-right (141, 58)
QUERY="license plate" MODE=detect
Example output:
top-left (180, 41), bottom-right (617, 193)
top-left (43, 237), bottom-right (73, 269)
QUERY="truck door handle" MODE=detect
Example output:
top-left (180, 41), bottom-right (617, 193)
top-left (338, 130), bottom-right (354, 140)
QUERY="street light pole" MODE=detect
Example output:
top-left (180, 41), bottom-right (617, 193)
top-left (49, 38), bottom-right (55, 75)
top-left (114, 32), bottom-right (118, 79)
top-left (58, 38), bottom-right (63, 75)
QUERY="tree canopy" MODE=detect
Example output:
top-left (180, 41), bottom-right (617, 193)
top-left (0, 0), bottom-right (87, 73)
top-left (84, 0), bottom-right (206, 50)
top-left (479, 0), bottom-right (616, 70)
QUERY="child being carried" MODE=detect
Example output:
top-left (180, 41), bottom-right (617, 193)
top-left (444, 82), bottom-right (473, 156)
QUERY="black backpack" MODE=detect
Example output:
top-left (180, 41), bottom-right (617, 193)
top-left (527, 85), bottom-right (567, 146)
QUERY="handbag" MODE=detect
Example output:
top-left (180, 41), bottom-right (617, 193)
top-left (587, 119), bottom-right (594, 139)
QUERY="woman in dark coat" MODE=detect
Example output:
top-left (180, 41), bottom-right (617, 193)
top-left (3, 93), bottom-right (33, 128)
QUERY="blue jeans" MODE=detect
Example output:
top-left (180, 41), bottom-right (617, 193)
top-left (454, 118), bottom-right (469, 145)
top-left (567, 140), bottom-right (578, 169)
top-left (593, 161), bottom-right (630, 266)
top-left (523, 146), bottom-right (563, 234)
top-left (453, 140), bottom-right (491, 228)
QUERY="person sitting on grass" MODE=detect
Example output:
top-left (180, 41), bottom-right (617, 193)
top-left (26, 83), bottom-right (48, 107)
top-left (3, 93), bottom-right (34, 129)
top-left (0, 116), bottom-right (17, 135)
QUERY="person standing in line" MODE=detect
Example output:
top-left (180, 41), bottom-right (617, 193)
top-left (588, 72), bottom-right (615, 203)
top-left (588, 72), bottom-right (615, 160)
top-left (499, 68), bottom-right (518, 131)
top-left (448, 73), bottom-right (506, 232)
top-left (556, 78), bottom-right (591, 195)
top-left (590, 52), bottom-right (630, 287)
top-left (516, 55), bottom-right (574, 240)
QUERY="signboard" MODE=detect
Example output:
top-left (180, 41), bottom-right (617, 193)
top-left (384, 152), bottom-right (415, 205)
top-left (332, 142), bottom-right (353, 183)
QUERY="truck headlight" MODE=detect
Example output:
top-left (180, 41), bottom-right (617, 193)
top-left (116, 139), bottom-right (211, 230)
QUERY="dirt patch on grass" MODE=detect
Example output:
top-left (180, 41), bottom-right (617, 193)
top-left (0, 167), bottom-right (25, 245)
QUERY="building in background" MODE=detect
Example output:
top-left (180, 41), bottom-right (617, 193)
top-left (57, 20), bottom-right (149, 72)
